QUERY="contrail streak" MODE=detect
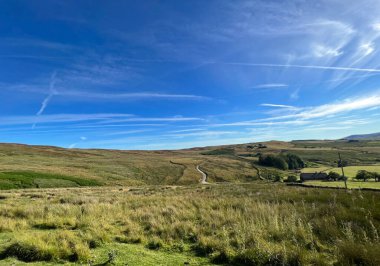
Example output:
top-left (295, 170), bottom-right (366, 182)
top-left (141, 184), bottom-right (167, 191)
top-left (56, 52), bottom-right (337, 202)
top-left (33, 71), bottom-right (57, 128)
top-left (222, 62), bottom-right (380, 73)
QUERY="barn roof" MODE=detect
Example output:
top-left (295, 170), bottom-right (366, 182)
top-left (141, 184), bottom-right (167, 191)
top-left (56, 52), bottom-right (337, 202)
top-left (300, 172), bottom-right (328, 180)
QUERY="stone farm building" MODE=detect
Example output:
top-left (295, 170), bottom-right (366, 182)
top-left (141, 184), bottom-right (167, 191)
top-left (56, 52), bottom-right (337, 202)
top-left (300, 172), bottom-right (328, 182)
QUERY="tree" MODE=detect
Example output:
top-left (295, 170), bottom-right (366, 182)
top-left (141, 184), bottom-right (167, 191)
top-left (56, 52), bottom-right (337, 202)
top-left (373, 172), bottom-right (380, 182)
top-left (258, 153), bottom-right (305, 171)
top-left (273, 173), bottom-right (283, 182)
top-left (355, 170), bottom-right (373, 182)
top-left (258, 154), bottom-right (288, 170)
top-left (285, 154), bottom-right (305, 170)
top-left (338, 159), bottom-right (348, 167)
top-left (273, 156), bottom-right (288, 170)
top-left (327, 171), bottom-right (341, 181)
top-left (285, 175), bottom-right (298, 182)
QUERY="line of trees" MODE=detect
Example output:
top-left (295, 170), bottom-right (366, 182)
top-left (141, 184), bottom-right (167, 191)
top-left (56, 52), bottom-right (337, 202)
top-left (258, 153), bottom-right (305, 170)
top-left (355, 170), bottom-right (380, 182)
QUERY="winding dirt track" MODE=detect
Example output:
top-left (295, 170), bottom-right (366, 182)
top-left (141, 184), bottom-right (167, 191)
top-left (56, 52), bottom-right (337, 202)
top-left (196, 165), bottom-right (208, 184)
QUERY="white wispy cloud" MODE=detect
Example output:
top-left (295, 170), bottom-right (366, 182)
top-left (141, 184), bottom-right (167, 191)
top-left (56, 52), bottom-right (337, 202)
top-left (211, 93), bottom-right (380, 128)
top-left (96, 116), bottom-right (203, 124)
top-left (68, 136), bottom-right (87, 149)
top-left (36, 72), bottom-right (57, 116)
top-left (359, 42), bottom-right (375, 57)
top-left (3, 83), bottom-right (209, 101)
top-left (2, 37), bottom-right (77, 51)
top-left (290, 88), bottom-right (300, 100)
top-left (105, 129), bottom-right (152, 136)
top-left (252, 83), bottom-right (288, 89)
top-left (170, 128), bottom-right (207, 133)
top-left (1, 113), bottom-right (133, 126)
top-left (0, 113), bottom-right (201, 126)
top-left (372, 23), bottom-right (380, 31)
top-left (54, 91), bottom-right (209, 100)
top-left (260, 103), bottom-right (296, 108)
top-left (68, 143), bottom-right (77, 149)
top-left (166, 130), bottom-right (236, 138)
top-left (280, 94), bottom-right (380, 120)
top-left (312, 44), bottom-right (343, 58)
top-left (222, 62), bottom-right (380, 73)
top-left (211, 119), bottom-right (310, 127)
top-left (32, 72), bottom-right (58, 128)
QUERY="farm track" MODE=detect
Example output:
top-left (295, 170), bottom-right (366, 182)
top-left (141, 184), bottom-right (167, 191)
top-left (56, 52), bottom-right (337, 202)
top-left (236, 156), bottom-right (264, 180)
top-left (196, 165), bottom-right (208, 184)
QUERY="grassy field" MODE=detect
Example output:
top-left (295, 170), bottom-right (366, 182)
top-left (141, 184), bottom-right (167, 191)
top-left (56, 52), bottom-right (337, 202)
top-left (0, 143), bottom-right (262, 188)
top-left (302, 165), bottom-right (380, 179)
top-left (302, 180), bottom-right (380, 190)
top-left (1, 139), bottom-right (379, 189)
top-left (0, 183), bottom-right (379, 265)
top-left (0, 140), bottom-right (380, 264)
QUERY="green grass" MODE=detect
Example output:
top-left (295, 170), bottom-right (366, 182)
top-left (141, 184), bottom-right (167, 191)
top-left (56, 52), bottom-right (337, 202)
top-left (303, 180), bottom-right (380, 189)
top-left (0, 242), bottom-right (213, 266)
top-left (302, 165), bottom-right (380, 179)
top-left (0, 139), bottom-right (380, 187)
top-left (0, 171), bottom-right (101, 190)
top-left (201, 148), bottom-right (235, 156)
top-left (0, 183), bottom-right (379, 265)
top-left (0, 141), bottom-right (380, 264)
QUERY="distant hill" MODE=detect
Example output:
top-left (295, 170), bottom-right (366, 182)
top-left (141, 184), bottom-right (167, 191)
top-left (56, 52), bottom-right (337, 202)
top-left (0, 138), bottom-right (380, 189)
top-left (343, 132), bottom-right (380, 140)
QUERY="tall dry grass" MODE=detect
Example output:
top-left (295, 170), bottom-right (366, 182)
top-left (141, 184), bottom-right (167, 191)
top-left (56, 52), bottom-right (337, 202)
top-left (0, 183), bottom-right (379, 265)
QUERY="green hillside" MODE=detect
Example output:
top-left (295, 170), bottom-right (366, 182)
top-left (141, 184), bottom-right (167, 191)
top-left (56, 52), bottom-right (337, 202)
top-left (0, 139), bottom-right (380, 189)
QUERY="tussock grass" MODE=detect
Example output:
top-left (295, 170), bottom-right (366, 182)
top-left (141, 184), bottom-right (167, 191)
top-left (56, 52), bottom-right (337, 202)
top-left (0, 183), bottom-right (378, 264)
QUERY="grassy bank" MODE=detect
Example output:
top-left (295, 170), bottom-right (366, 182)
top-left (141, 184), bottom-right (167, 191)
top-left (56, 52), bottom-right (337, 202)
top-left (0, 183), bottom-right (379, 265)
top-left (302, 180), bottom-right (380, 190)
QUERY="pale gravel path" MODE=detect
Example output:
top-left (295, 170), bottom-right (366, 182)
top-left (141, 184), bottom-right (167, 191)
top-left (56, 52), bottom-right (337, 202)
top-left (196, 165), bottom-right (208, 184)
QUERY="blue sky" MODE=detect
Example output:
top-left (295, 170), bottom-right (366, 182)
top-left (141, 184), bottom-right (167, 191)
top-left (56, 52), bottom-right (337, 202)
top-left (1, 0), bottom-right (380, 150)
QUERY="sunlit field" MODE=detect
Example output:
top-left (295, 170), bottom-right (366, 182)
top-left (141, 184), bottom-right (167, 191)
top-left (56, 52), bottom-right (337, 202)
top-left (302, 165), bottom-right (380, 179)
top-left (0, 183), bottom-right (379, 265)
top-left (302, 180), bottom-right (380, 190)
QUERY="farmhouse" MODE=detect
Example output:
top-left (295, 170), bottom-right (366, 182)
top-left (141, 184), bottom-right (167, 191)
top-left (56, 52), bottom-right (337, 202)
top-left (300, 172), bottom-right (328, 182)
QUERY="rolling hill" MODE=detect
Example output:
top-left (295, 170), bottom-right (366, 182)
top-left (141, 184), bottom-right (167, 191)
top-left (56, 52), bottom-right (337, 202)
top-left (0, 138), bottom-right (380, 189)
top-left (344, 132), bottom-right (380, 140)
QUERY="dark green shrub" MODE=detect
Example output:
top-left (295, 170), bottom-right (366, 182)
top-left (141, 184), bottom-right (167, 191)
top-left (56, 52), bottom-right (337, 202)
top-left (233, 248), bottom-right (288, 266)
top-left (285, 175), bottom-right (298, 182)
top-left (274, 174), bottom-right (283, 182)
top-left (337, 241), bottom-right (380, 266)
top-left (210, 250), bottom-right (233, 264)
top-left (115, 236), bottom-right (142, 244)
top-left (146, 239), bottom-right (163, 250)
top-left (0, 242), bottom-right (53, 262)
top-left (88, 239), bottom-right (102, 249)
top-left (33, 222), bottom-right (58, 230)
top-left (192, 241), bottom-right (214, 256)
top-left (201, 148), bottom-right (234, 156)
